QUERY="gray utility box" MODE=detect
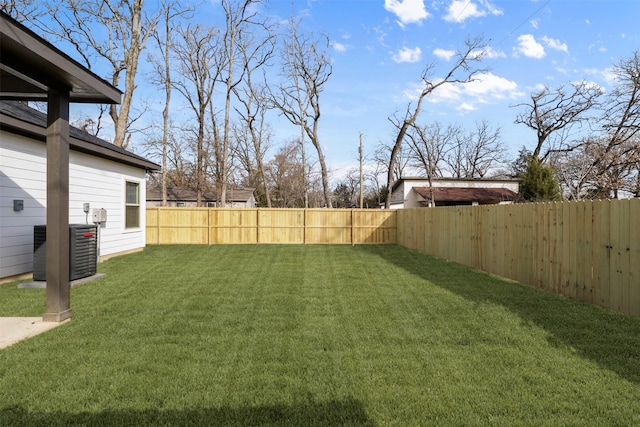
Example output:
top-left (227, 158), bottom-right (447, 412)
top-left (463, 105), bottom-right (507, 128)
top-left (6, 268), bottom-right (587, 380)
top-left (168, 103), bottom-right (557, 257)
top-left (33, 224), bottom-right (98, 281)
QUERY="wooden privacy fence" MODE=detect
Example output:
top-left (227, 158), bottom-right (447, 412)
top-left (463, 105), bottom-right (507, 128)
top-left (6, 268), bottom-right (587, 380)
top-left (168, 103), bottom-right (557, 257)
top-left (397, 199), bottom-right (640, 317)
top-left (146, 208), bottom-right (397, 245)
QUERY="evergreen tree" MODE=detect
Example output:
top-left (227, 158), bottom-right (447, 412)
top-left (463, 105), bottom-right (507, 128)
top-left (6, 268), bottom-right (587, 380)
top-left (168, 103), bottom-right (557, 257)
top-left (515, 150), bottom-right (563, 202)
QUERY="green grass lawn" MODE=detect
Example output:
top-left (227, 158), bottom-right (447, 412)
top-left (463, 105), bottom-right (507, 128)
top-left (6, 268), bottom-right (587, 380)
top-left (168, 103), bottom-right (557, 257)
top-left (1, 245), bottom-right (639, 426)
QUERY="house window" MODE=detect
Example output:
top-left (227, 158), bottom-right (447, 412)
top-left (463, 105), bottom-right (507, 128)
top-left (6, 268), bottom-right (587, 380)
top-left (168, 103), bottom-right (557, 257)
top-left (125, 181), bottom-right (140, 228)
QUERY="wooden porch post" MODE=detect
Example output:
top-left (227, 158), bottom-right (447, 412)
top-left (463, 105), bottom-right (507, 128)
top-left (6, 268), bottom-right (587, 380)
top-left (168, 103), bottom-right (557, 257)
top-left (43, 90), bottom-right (72, 322)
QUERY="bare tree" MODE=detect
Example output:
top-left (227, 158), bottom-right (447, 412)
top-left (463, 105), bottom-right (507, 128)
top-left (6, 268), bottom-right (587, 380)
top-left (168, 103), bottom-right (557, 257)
top-left (1, 0), bottom-right (47, 25)
top-left (630, 163), bottom-right (640, 197)
top-left (233, 92), bottom-right (274, 206)
top-left (549, 142), bottom-right (597, 200)
top-left (270, 16), bottom-right (334, 207)
top-left (144, 128), bottom-right (193, 187)
top-left (210, 0), bottom-right (265, 206)
top-left (514, 81), bottom-right (602, 161)
top-left (233, 119), bottom-right (273, 206)
top-left (590, 51), bottom-right (640, 198)
top-left (549, 52), bottom-right (640, 199)
top-left (333, 169), bottom-right (360, 208)
top-left (579, 135), bottom-right (639, 198)
top-left (267, 142), bottom-right (306, 208)
top-left (172, 24), bottom-right (220, 206)
top-left (407, 122), bottom-right (459, 178)
top-left (365, 149), bottom-right (391, 207)
top-left (149, 1), bottom-right (194, 206)
top-left (231, 1), bottom-right (275, 207)
top-left (37, 0), bottom-right (160, 147)
top-left (384, 36), bottom-right (488, 208)
top-left (374, 140), bottom-right (410, 184)
top-left (447, 120), bottom-right (506, 178)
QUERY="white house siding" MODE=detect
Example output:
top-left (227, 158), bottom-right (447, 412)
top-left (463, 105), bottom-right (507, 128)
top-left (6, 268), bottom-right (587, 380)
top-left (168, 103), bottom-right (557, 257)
top-left (0, 130), bottom-right (147, 279)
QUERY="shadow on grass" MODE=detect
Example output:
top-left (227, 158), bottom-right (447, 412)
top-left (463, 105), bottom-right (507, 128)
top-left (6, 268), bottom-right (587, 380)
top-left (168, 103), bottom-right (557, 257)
top-left (0, 397), bottom-right (373, 426)
top-left (362, 245), bottom-right (640, 386)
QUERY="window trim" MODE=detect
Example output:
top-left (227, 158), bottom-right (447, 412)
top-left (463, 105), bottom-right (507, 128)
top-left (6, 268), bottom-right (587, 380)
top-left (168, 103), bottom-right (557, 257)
top-left (124, 180), bottom-right (140, 229)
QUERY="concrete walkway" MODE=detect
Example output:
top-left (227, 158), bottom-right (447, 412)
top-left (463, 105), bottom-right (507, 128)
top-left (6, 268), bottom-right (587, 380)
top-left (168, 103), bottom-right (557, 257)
top-left (1, 274), bottom-right (104, 350)
top-left (0, 317), bottom-right (69, 350)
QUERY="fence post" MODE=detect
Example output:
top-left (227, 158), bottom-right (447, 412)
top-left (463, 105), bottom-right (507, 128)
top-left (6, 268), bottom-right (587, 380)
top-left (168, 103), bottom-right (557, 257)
top-left (156, 208), bottom-right (161, 245)
top-left (257, 208), bottom-right (260, 244)
top-left (351, 209), bottom-right (355, 246)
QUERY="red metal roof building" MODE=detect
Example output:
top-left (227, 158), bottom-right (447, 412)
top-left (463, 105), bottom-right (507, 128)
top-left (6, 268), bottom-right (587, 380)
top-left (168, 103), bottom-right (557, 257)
top-left (387, 177), bottom-right (520, 208)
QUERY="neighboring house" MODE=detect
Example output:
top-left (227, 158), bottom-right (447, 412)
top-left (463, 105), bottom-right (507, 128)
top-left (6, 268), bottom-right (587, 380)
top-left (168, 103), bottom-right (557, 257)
top-left (0, 101), bottom-right (160, 281)
top-left (146, 186), bottom-right (257, 208)
top-left (387, 177), bottom-right (520, 209)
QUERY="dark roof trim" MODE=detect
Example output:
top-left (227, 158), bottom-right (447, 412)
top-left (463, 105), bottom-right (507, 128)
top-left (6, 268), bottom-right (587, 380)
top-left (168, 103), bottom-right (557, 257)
top-left (0, 102), bottom-right (160, 171)
top-left (413, 186), bottom-right (518, 203)
top-left (0, 11), bottom-right (121, 103)
top-left (391, 176), bottom-right (520, 193)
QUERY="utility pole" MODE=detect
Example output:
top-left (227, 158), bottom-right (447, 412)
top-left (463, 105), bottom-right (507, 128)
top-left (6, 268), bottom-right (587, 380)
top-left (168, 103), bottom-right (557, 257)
top-left (359, 132), bottom-right (364, 209)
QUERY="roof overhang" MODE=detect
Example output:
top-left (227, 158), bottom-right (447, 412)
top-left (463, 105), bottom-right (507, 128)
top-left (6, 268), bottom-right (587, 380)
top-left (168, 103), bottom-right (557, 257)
top-left (0, 107), bottom-right (160, 171)
top-left (413, 186), bottom-right (518, 203)
top-left (0, 12), bottom-right (121, 104)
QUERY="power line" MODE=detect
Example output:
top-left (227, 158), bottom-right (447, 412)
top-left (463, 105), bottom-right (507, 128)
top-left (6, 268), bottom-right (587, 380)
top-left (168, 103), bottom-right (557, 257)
top-left (492, 0), bottom-right (552, 51)
top-left (454, 0), bottom-right (474, 23)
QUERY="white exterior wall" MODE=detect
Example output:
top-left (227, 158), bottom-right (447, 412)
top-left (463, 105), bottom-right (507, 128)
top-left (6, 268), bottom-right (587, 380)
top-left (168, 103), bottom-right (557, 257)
top-left (1, 130), bottom-right (147, 279)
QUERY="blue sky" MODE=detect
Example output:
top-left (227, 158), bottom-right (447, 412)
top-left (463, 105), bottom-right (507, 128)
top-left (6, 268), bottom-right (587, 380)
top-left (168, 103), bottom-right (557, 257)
top-left (62, 0), bottom-right (640, 180)
top-left (255, 0), bottom-right (640, 177)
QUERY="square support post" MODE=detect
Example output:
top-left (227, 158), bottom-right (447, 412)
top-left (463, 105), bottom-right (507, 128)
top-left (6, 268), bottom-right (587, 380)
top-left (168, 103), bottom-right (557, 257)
top-left (43, 90), bottom-right (72, 322)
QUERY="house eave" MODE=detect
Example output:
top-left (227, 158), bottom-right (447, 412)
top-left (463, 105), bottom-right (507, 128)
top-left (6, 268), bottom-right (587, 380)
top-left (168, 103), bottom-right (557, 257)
top-left (0, 12), bottom-right (121, 104)
top-left (0, 110), bottom-right (160, 172)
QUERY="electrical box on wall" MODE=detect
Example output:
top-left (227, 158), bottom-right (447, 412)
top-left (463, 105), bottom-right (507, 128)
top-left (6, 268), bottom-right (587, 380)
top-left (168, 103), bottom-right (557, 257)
top-left (92, 208), bottom-right (107, 223)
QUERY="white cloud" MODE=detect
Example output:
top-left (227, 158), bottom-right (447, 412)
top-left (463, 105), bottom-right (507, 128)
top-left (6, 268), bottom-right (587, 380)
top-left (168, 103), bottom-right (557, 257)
top-left (374, 25), bottom-right (388, 47)
top-left (433, 48), bottom-right (456, 61)
top-left (530, 19), bottom-right (539, 29)
top-left (420, 72), bottom-right (523, 110)
top-left (472, 46), bottom-right (506, 60)
top-left (400, 80), bottom-right (454, 102)
top-left (384, 0), bottom-right (429, 26)
top-left (444, 0), bottom-right (482, 22)
top-left (514, 34), bottom-right (546, 59)
top-left (444, 0), bottom-right (503, 23)
top-left (602, 68), bottom-right (618, 85)
top-left (434, 46), bottom-right (505, 63)
top-left (332, 42), bottom-right (347, 53)
top-left (392, 46), bottom-right (422, 63)
top-left (481, 0), bottom-right (503, 16)
top-left (574, 79), bottom-right (604, 94)
top-left (458, 102), bottom-right (477, 112)
top-left (463, 73), bottom-right (523, 101)
top-left (541, 36), bottom-right (568, 53)
top-left (585, 67), bottom-right (617, 86)
top-left (422, 81), bottom-right (462, 102)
